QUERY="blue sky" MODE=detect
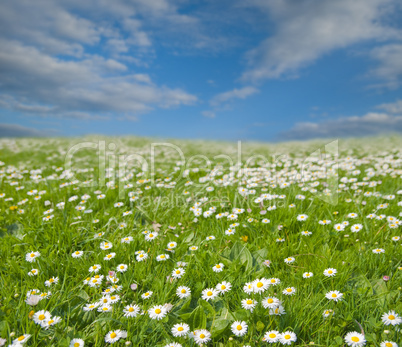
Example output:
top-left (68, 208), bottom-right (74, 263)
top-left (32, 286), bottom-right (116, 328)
top-left (1, 0), bottom-right (402, 141)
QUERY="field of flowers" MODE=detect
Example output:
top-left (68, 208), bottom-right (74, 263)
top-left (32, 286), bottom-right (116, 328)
top-left (0, 136), bottom-right (401, 347)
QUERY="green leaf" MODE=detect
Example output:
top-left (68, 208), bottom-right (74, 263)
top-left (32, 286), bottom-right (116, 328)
top-left (198, 298), bottom-right (215, 317)
top-left (211, 318), bottom-right (229, 338)
top-left (256, 321), bottom-right (265, 332)
top-left (334, 336), bottom-right (343, 345)
top-left (188, 306), bottom-right (207, 330)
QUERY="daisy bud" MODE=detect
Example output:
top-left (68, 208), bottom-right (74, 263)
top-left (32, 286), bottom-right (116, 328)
top-left (383, 276), bottom-right (390, 281)
top-left (108, 271), bottom-right (115, 277)
top-left (130, 284), bottom-right (137, 291)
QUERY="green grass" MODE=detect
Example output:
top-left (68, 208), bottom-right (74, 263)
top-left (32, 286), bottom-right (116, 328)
top-left (0, 136), bottom-right (401, 346)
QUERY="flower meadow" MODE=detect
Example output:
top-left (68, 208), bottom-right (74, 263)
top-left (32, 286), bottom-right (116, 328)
top-left (0, 137), bottom-right (401, 347)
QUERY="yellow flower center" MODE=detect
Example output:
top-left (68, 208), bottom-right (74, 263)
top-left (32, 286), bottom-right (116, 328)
top-left (38, 314), bottom-right (45, 320)
top-left (237, 325), bottom-right (242, 330)
top-left (103, 307), bottom-right (108, 311)
top-left (178, 326), bottom-right (184, 331)
top-left (216, 264), bottom-right (221, 268)
top-left (351, 337), bottom-right (360, 342)
top-left (385, 343), bottom-right (392, 347)
top-left (176, 270), bottom-right (180, 274)
top-left (269, 333), bottom-right (276, 338)
top-left (149, 234), bottom-right (153, 237)
top-left (129, 307), bottom-right (134, 312)
top-left (199, 334), bottom-right (205, 339)
top-left (332, 293), bottom-right (337, 298)
top-left (48, 319), bottom-right (54, 325)
top-left (246, 300), bottom-right (252, 305)
top-left (328, 271), bottom-right (333, 274)
top-left (110, 332), bottom-right (117, 338)
top-left (389, 315), bottom-right (395, 320)
top-left (18, 336), bottom-right (25, 341)
top-left (287, 288), bottom-right (292, 292)
top-left (284, 334), bottom-right (291, 340)
top-left (74, 343), bottom-right (80, 347)
top-left (271, 279), bottom-right (276, 283)
top-left (257, 282), bottom-right (263, 288)
top-left (181, 289), bottom-right (186, 293)
top-left (30, 254), bottom-right (35, 257)
top-left (221, 285), bottom-right (226, 290)
top-left (207, 291), bottom-right (213, 296)
top-left (267, 298), bottom-right (274, 303)
top-left (155, 309), bottom-right (161, 314)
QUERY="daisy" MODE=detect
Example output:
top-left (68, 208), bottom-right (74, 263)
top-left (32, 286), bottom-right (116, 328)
top-left (269, 305), bottom-right (286, 315)
top-left (325, 290), bottom-right (343, 302)
top-left (156, 254), bottom-right (170, 261)
top-left (171, 268), bottom-right (185, 279)
top-left (206, 235), bottom-right (216, 241)
top-left (241, 299), bottom-right (256, 312)
top-left (116, 264), bottom-right (128, 273)
top-left (104, 253), bottom-right (116, 261)
top-left (148, 305), bottom-right (167, 320)
top-left (372, 248), bottom-right (385, 254)
top-left (121, 236), bottom-right (133, 244)
top-left (201, 288), bottom-right (219, 301)
top-left (72, 251), bottom-right (83, 258)
top-left (88, 264), bottom-right (101, 273)
top-left (136, 253), bottom-right (148, 262)
top-left (212, 263), bottom-right (224, 272)
top-left (243, 282), bottom-right (254, 294)
top-left (45, 277), bottom-right (59, 287)
top-left (269, 278), bottom-right (281, 286)
top-left (123, 304), bottom-right (140, 317)
top-left (344, 331), bottom-right (366, 346)
top-left (334, 223), bottom-right (345, 231)
top-left (98, 304), bottom-right (113, 313)
top-left (145, 232), bottom-right (158, 241)
top-left (323, 268), bottom-right (337, 277)
top-left (194, 329), bottom-right (211, 345)
top-left (167, 241), bottom-right (177, 249)
top-left (26, 251), bottom-right (40, 262)
top-left (262, 296), bottom-right (280, 309)
top-left (189, 246), bottom-right (198, 251)
top-left (297, 214), bottom-right (308, 221)
top-left (164, 343), bottom-right (182, 347)
top-left (69, 338), bottom-right (85, 347)
top-left (351, 224), bottom-right (363, 233)
top-left (216, 281), bottom-right (232, 294)
top-left (83, 303), bottom-right (99, 311)
top-left (323, 309), bottom-right (333, 318)
top-left (33, 310), bottom-right (51, 326)
top-left (100, 241), bottom-right (112, 250)
top-left (231, 321), bottom-right (248, 336)
top-left (171, 323), bottom-right (190, 337)
top-left (141, 291), bottom-right (153, 299)
top-left (43, 315), bottom-right (62, 329)
top-left (176, 286), bottom-right (191, 299)
top-left (282, 287), bottom-right (296, 295)
top-left (303, 272), bottom-right (313, 278)
top-left (28, 269), bottom-right (39, 276)
top-left (284, 257), bottom-right (295, 264)
top-left (382, 311), bottom-right (402, 326)
top-left (105, 330), bottom-right (126, 344)
top-left (380, 342), bottom-right (398, 347)
top-left (252, 278), bottom-right (269, 293)
top-left (279, 331), bottom-right (297, 345)
top-left (263, 330), bottom-right (280, 343)
top-left (301, 231), bottom-right (312, 236)
top-left (276, 238), bottom-right (285, 243)
top-left (12, 334), bottom-right (31, 344)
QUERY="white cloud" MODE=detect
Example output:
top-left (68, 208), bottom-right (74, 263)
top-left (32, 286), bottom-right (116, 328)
top-left (369, 44), bottom-right (402, 88)
top-left (0, 39), bottom-right (197, 118)
top-left (377, 99), bottom-right (402, 113)
top-left (242, 0), bottom-right (400, 81)
top-left (0, 123), bottom-right (51, 137)
top-left (210, 86), bottom-right (259, 106)
top-left (280, 112), bottom-right (402, 140)
top-left (201, 111), bottom-right (215, 118)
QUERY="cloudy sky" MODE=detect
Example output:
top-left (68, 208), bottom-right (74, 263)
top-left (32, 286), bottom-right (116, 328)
top-left (1, 0), bottom-right (402, 141)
